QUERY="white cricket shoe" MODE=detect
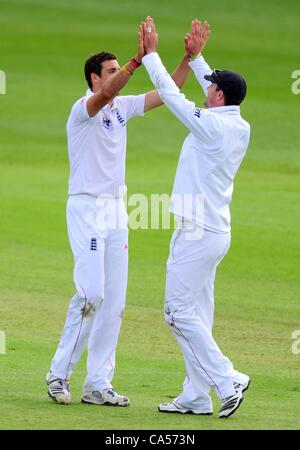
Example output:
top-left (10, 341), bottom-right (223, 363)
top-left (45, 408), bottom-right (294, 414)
top-left (81, 388), bottom-right (130, 406)
top-left (46, 372), bottom-right (71, 405)
top-left (158, 401), bottom-right (213, 415)
top-left (233, 375), bottom-right (251, 396)
top-left (218, 392), bottom-right (243, 418)
top-left (218, 374), bottom-right (251, 418)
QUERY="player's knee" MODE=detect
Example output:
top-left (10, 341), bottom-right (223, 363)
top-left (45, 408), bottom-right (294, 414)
top-left (164, 306), bottom-right (192, 327)
top-left (164, 306), bottom-right (175, 326)
top-left (79, 286), bottom-right (104, 317)
top-left (87, 289), bottom-right (103, 308)
top-left (81, 295), bottom-right (103, 317)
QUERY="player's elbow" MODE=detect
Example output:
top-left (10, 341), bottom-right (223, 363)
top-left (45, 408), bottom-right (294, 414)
top-left (86, 90), bottom-right (112, 117)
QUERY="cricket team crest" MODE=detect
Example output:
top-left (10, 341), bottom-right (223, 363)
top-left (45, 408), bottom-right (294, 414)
top-left (100, 110), bottom-right (125, 129)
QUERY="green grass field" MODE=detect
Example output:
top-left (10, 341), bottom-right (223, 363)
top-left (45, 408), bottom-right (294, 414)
top-left (0, 0), bottom-right (300, 430)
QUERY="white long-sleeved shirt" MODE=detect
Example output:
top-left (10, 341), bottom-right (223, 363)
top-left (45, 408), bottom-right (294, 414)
top-left (142, 53), bottom-right (250, 233)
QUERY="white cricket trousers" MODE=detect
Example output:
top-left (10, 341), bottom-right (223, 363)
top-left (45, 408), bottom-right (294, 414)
top-left (165, 222), bottom-right (238, 411)
top-left (50, 194), bottom-right (128, 391)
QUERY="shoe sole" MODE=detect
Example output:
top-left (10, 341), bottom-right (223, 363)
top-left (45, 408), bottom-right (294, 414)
top-left (81, 399), bottom-right (129, 407)
top-left (158, 407), bottom-right (213, 415)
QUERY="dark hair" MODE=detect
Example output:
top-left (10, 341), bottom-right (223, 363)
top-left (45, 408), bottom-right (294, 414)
top-left (215, 86), bottom-right (238, 106)
top-left (224, 89), bottom-right (244, 106)
top-left (84, 51), bottom-right (117, 89)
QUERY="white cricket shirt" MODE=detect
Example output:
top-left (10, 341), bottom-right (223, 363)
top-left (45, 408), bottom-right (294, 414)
top-left (67, 89), bottom-right (145, 197)
top-left (142, 53), bottom-right (250, 233)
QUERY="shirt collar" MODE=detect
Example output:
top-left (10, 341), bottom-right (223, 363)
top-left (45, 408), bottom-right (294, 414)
top-left (86, 89), bottom-right (118, 110)
top-left (206, 105), bottom-right (240, 115)
top-left (86, 88), bottom-right (94, 99)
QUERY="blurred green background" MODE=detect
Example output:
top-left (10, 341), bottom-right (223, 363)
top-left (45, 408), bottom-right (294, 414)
top-left (0, 0), bottom-right (300, 429)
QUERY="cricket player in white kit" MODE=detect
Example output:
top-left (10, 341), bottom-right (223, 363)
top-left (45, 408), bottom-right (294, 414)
top-left (142, 18), bottom-right (251, 418)
top-left (46, 24), bottom-right (191, 406)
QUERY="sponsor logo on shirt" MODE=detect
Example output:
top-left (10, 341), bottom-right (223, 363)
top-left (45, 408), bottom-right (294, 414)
top-left (116, 111), bottom-right (125, 127)
top-left (194, 108), bottom-right (202, 118)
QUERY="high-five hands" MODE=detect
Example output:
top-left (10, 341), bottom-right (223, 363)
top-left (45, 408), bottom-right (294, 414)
top-left (184, 20), bottom-right (211, 58)
top-left (142, 16), bottom-right (158, 54)
top-left (139, 17), bottom-right (210, 59)
top-left (135, 23), bottom-right (145, 63)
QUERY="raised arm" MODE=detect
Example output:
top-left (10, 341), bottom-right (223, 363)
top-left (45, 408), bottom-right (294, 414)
top-left (144, 54), bottom-right (191, 112)
top-left (142, 17), bottom-right (223, 145)
top-left (143, 18), bottom-right (191, 112)
top-left (143, 18), bottom-right (212, 112)
top-left (185, 20), bottom-right (212, 96)
top-left (87, 24), bottom-right (145, 117)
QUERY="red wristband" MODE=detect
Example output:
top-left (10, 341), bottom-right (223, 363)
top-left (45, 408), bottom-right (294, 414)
top-left (130, 57), bottom-right (142, 69)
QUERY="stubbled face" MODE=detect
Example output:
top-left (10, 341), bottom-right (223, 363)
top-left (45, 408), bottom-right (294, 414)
top-left (204, 83), bottom-right (225, 108)
top-left (91, 59), bottom-right (120, 92)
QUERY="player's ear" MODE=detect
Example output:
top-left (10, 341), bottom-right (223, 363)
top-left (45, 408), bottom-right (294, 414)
top-left (218, 89), bottom-right (225, 103)
top-left (91, 73), bottom-right (100, 84)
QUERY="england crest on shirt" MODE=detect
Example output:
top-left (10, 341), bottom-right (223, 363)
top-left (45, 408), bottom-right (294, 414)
top-left (102, 117), bottom-right (111, 129)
